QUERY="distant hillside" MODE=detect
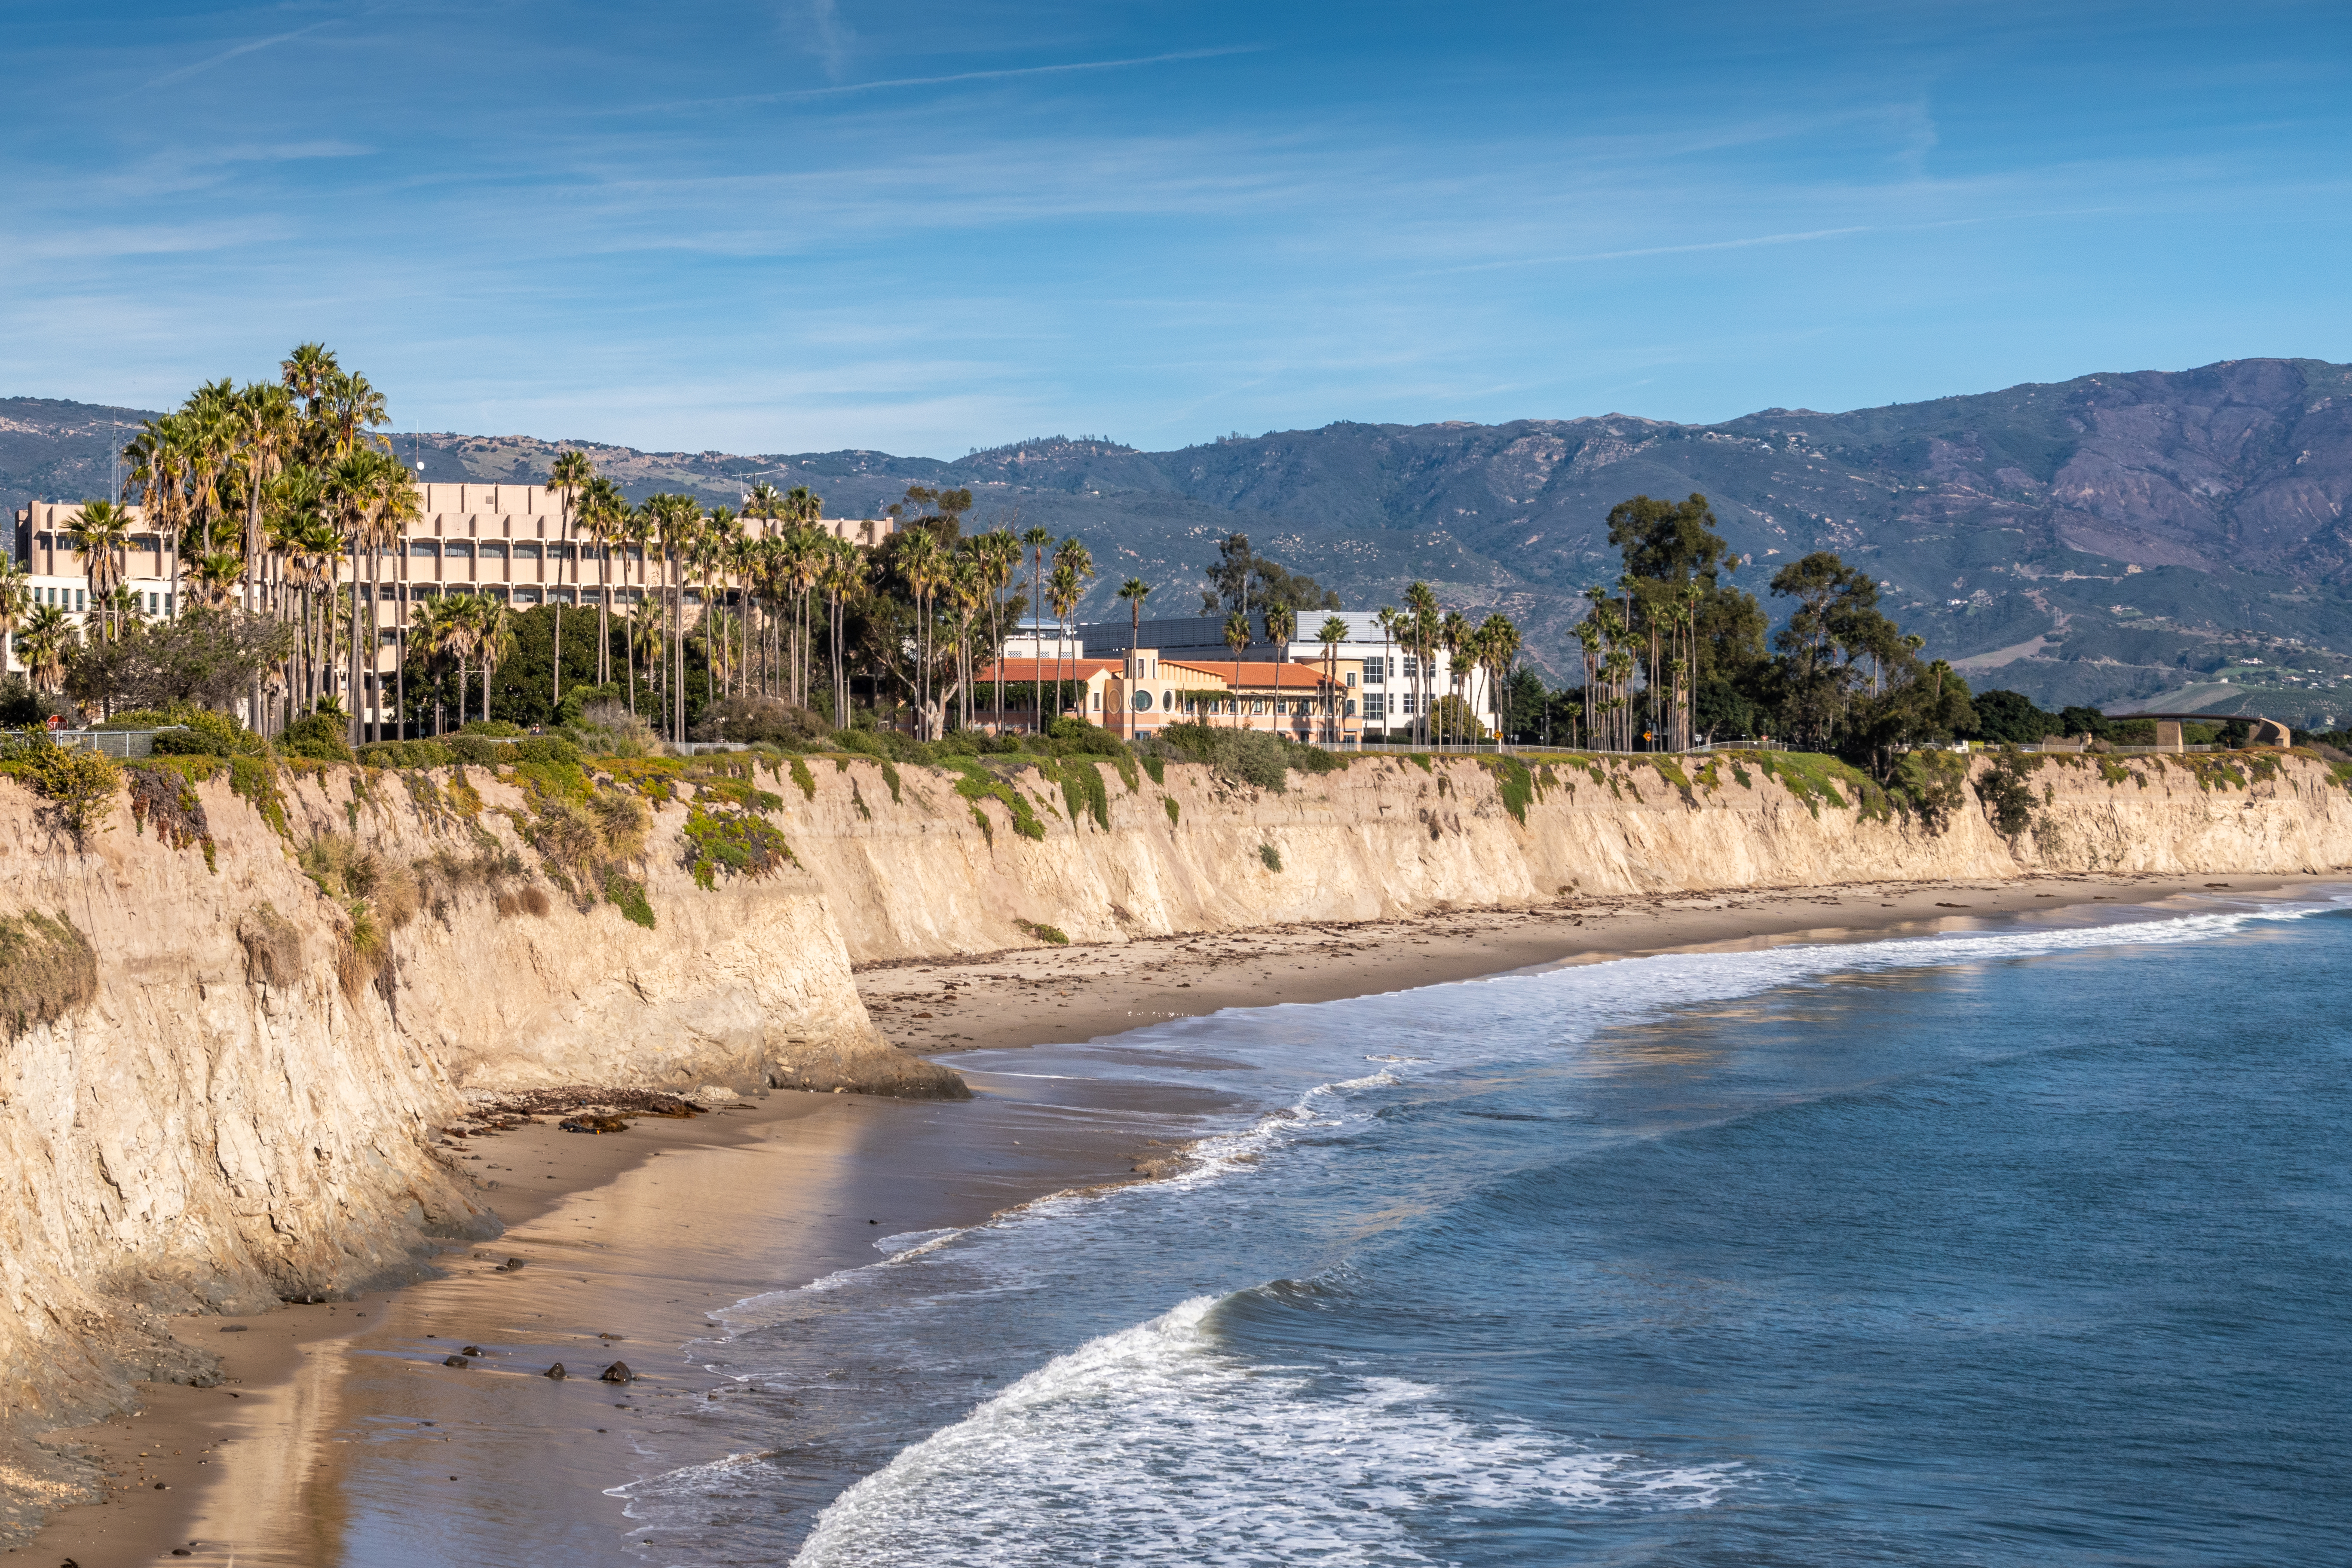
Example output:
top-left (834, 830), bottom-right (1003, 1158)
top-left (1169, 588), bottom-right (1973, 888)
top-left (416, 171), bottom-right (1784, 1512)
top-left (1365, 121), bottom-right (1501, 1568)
top-left (11, 356), bottom-right (2352, 724)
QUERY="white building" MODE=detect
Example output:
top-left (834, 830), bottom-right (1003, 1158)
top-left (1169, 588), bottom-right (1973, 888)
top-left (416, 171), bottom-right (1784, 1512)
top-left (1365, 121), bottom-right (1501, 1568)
top-left (1074, 609), bottom-right (1495, 735)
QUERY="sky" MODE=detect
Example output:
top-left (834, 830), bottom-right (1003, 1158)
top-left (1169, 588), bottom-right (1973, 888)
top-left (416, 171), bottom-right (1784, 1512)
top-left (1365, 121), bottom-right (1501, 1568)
top-left (6, 0), bottom-right (2349, 456)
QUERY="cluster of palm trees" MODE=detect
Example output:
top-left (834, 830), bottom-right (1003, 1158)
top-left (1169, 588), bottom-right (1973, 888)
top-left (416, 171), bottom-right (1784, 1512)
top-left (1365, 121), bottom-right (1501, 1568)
top-left (892, 522), bottom-right (1091, 738)
top-left (1364, 585), bottom-right (1521, 748)
top-left (73, 344), bottom-right (415, 737)
top-left (405, 593), bottom-right (512, 731)
top-left (1572, 579), bottom-right (1700, 751)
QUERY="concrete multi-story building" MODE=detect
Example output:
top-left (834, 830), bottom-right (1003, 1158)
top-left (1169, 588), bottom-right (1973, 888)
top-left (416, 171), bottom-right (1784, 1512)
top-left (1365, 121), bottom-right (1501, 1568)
top-left (9, 485), bottom-right (893, 704)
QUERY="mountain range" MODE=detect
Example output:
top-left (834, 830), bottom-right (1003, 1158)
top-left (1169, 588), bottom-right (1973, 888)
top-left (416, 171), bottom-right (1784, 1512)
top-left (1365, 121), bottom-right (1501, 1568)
top-left (9, 356), bottom-right (2352, 725)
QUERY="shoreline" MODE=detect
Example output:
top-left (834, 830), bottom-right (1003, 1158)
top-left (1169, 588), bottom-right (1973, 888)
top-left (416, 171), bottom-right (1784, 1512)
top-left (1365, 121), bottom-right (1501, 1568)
top-left (27, 869), bottom-right (2338, 1565)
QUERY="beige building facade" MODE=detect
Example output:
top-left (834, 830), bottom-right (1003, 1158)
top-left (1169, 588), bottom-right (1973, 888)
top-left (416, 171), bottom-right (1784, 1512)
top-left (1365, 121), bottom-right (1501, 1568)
top-left (9, 486), bottom-right (894, 682)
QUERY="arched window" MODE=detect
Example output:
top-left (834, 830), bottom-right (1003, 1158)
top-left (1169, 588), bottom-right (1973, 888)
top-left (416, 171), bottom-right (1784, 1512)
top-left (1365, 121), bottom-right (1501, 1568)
top-left (1134, 689), bottom-right (1154, 711)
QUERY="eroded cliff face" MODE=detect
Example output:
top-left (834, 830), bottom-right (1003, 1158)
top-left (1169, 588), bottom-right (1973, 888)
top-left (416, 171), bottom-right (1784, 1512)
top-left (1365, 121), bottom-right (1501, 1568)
top-left (0, 758), bottom-right (939, 1538)
top-left (770, 748), bottom-right (2352, 960)
top-left (2, 742), bottom-right (2349, 1539)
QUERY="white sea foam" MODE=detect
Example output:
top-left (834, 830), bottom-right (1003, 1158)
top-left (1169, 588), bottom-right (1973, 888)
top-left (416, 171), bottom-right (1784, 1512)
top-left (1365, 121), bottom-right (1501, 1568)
top-left (788, 1295), bottom-right (1736, 1567)
top-left (655, 897), bottom-right (2343, 1563)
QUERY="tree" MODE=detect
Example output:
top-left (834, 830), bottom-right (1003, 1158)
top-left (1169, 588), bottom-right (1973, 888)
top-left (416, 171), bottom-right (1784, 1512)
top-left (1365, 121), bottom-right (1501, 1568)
top-left (1223, 609), bottom-right (1251, 729)
top-left (0, 559), bottom-right (27, 682)
top-left (1969, 689), bottom-right (2064, 744)
top-left (1766, 551), bottom-right (1901, 748)
top-left (1477, 613), bottom-right (1520, 751)
top-left (64, 609), bottom-right (290, 714)
top-left (1015, 525), bottom-right (1054, 730)
top-left (1202, 533), bottom-right (1341, 613)
top-left (548, 450), bottom-right (595, 711)
top-left (1118, 577), bottom-right (1151, 657)
top-left (72, 500), bottom-right (134, 646)
top-left (1317, 614), bottom-right (1349, 742)
top-left (18, 604), bottom-right (76, 695)
top-left (1049, 538), bottom-right (1094, 729)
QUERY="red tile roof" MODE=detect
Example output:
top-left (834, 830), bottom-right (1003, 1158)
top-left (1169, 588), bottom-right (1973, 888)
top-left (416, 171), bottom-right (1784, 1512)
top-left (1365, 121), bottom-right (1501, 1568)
top-left (1164, 660), bottom-right (1338, 689)
top-left (975, 659), bottom-right (1123, 682)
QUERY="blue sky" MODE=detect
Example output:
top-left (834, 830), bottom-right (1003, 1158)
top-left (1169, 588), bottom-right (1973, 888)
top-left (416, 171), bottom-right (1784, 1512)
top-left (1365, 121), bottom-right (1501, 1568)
top-left (6, 1), bottom-right (2348, 455)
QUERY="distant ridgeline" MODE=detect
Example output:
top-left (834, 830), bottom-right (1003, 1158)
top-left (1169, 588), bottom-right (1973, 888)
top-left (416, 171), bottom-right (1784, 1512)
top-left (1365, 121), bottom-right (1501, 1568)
top-left (8, 356), bottom-right (2352, 721)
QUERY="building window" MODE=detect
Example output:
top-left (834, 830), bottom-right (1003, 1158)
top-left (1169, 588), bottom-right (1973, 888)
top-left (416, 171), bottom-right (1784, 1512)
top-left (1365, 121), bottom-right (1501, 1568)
top-left (409, 540), bottom-right (438, 556)
top-left (515, 542), bottom-right (541, 560)
top-left (1347, 671), bottom-right (1358, 686)
top-left (1345, 699), bottom-right (1358, 718)
top-left (1364, 695), bottom-right (1385, 721)
top-left (1134, 689), bottom-right (1154, 711)
top-left (1092, 692), bottom-right (1101, 710)
top-left (445, 541), bottom-right (474, 559)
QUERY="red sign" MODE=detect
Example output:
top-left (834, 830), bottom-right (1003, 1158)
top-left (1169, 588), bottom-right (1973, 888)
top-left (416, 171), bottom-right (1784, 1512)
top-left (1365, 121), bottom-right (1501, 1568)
top-left (44, 714), bottom-right (60, 730)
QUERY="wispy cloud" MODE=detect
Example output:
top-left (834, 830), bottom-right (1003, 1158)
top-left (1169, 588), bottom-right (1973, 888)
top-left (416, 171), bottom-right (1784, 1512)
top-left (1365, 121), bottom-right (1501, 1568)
top-left (623, 45), bottom-right (1268, 113)
top-left (1425, 227), bottom-right (1876, 277)
top-left (145, 17), bottom-right (342, 89)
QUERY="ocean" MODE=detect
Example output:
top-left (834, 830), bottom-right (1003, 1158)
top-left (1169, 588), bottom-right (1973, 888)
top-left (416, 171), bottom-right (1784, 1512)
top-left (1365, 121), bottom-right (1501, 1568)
top-left (612, 891), bottom-right (2352, 1566)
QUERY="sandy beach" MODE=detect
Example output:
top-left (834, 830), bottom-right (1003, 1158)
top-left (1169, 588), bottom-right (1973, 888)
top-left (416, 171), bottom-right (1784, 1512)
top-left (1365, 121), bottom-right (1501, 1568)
top-left (26, 869), bottom-right (2332, 1566)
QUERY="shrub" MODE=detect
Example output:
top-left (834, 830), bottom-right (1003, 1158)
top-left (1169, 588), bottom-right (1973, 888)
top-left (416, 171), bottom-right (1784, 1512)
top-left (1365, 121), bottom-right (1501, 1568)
top-left (1047, 716), bottom-right (1127, 757)
top-left (1143, 722), bottom-right (1287, 791)
top-left (447, 734), bottom-right (502, 766)
top-left (358, 739), bottom-right (456, 769)
top-left (692, 694), bottom-right (830, 747)
top-left (512, 735), bottom-right (581, 768)
top-left (278, 711), bottom-right (353, 763)
top-left (1975, 751), bottom-right (2040, 842)
top-left (1259, 842), bottom-right (1283, 872)
top-left (6, 744), bottom-right (123, 840)
top-left (572, 700), bottom-right (659, 758)
top-left (458, 719), bottom-right (526, 738)
top-left (109, 707), bottom-right (266, 757)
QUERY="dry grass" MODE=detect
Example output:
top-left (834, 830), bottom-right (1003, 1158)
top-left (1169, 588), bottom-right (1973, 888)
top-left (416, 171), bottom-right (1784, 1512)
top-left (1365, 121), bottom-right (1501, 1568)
top-left (235, 904), bottom-right (303, 989)
top-left (0, 910), bottom-right (97, 1039)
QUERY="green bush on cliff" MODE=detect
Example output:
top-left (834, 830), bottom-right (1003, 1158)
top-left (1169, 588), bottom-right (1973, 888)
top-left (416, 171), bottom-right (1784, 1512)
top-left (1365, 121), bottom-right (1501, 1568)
top-left (277, 711), bottom-right (352, 763)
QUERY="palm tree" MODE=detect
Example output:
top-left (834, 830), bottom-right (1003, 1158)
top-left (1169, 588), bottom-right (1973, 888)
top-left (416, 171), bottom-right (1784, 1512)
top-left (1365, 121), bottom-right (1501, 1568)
top-left (73, 500), bottom-right (134, 644)
top-left (1439, 609), bottom-right (1471, 749)
top-left (897, 530), bottom-right (947, 738)
top-left (548, 450), bottom-right (595, 711)
top-left (0, 557), bottom-right (27, 682)
top-left (1224, 610), bottom-right (1251, 730)
top-left (819, 539), bottom-right (862, 725)
top-left (579, 476), bottom-right (627, 686)
top-left (1115, 577), bottom-right (1151, 734)
top-left (470, 594), bottom-right (513, 726)
top-left (977, 528), bottom-right (1022, 730)
top-left (1050, 537), bottom-right (1094, 727)
top-left (1403, 582), bottom-right (1439, 746)
top-left (637, 493), bottom-right (702, 742)
top-left (1372, 607), bottom-right (1398, 744)
top-left (618, 502), bottom-right (655, 713)
top-left (1477, 612), bottom-right (1521, 750)
top-left (946, 555), bottom-right (984, 732)
top-left (18, 603), bottom-right (75, 695)
top-left (1021, 524), bottom-right (1053, 730)
top-left (410, 597), bottom-right (455, 733)
top-left (1317, 614), bottom-right (1349, 743)
top-left (373, 463), bottom-right (423, 740)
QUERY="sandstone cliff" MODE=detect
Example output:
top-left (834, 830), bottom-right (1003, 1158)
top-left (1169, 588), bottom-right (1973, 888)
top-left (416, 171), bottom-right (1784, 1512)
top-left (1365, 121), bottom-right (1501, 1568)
top-left (2, 741), bottom-right (2349, 1538)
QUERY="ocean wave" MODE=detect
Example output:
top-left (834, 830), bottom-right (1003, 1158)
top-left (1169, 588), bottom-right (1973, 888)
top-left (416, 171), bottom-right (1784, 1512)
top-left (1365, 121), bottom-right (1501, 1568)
top-left (789, 1294), bottom-right (1737, 1566)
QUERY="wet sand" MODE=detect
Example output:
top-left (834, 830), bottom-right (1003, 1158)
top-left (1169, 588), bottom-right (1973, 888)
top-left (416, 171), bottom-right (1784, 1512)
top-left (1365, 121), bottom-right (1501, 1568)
top-left (27, 870), bottom-right (2333, 1565)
